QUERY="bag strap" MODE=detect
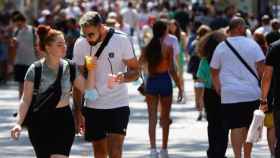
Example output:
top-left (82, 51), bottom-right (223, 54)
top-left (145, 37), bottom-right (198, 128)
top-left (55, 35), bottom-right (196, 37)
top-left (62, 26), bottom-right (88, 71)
top-left (14, 29), bottom-right (20, 37)
top-left (33, 61), bottom-right (42, 95)
top-left (224, 39), bottom-right (260, 86)
top-left (94, 28), bottom-right (115, 59)
top-left (66, 59), bottom-right (76, 84)
top-left (55, 61), bottom-right (64, 83)
top-left (32, 27), bottom-right (36, 48)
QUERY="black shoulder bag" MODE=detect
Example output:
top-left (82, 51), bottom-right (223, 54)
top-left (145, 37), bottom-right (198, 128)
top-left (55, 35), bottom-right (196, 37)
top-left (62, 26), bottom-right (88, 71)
top-left (224, 39), bottom-right (261, 87)
top-left (22, 61), bottom-right (63, 127)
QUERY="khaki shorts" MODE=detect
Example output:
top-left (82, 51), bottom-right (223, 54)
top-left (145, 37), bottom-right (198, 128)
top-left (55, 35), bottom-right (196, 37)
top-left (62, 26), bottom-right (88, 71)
top-left (264, 112), bottom-right (274, 128)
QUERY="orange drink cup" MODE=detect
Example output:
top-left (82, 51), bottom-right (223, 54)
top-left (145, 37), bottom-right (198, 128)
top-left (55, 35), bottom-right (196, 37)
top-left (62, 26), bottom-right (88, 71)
top-left (85, 56), bottom-right (95, 70)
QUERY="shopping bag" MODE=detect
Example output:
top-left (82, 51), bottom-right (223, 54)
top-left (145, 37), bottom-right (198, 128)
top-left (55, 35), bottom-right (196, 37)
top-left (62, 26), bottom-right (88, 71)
top-left (246, 110), bottom-right (265, 143)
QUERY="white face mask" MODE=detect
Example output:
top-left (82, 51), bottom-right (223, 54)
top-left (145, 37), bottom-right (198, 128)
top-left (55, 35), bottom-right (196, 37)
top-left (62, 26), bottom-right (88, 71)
top-left (84, 89), bottom-right (99, 102)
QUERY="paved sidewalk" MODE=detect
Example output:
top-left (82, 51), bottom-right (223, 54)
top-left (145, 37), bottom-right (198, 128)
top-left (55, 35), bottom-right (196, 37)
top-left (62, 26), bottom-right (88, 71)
top-left (0, 74), bottom-right (271, 158)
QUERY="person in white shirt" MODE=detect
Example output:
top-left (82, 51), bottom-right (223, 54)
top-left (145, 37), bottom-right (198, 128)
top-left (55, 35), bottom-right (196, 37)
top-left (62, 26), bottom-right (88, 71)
top-left (64, 2), bottom-right (82, 19)
top-left (116, 14), bottom-right (131, 36)
top-left (254, 15), bottom-right (272, 36)
top-left (72, 11), bottom-right (139, 158)
top-left (211, 17), bottom-right (265, 158)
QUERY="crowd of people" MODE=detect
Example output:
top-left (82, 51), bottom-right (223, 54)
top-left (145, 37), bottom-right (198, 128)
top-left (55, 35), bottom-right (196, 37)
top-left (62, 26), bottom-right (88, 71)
top-left (2, 0), bottom-right (280, 158)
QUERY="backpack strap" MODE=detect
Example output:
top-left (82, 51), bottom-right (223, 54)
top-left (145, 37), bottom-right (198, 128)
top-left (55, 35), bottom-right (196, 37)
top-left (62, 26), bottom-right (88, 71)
top-left (32, 27), bottom-right (36, 47)
top-left (14, 29), bottom-right (20, 37)
top-left (57, 61), bottom-right (64, 81)
top-left (66, 59), bottom-right (76, 85)
top-left (33, 61), bottom-right (42, 95)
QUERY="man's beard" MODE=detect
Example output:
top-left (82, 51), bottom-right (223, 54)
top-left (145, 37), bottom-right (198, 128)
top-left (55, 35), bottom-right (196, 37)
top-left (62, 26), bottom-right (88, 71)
top-left (88, 35), bottom-right (102, 46)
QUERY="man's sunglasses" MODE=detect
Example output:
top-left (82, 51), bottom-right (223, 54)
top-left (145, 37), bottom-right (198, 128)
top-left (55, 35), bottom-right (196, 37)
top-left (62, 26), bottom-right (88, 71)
top-left (81, 32), bottom-right (96, 38)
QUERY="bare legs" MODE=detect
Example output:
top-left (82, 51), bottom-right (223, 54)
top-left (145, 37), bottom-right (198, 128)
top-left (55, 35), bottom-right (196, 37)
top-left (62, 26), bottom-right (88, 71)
top-left (146, 94), bottom-right (172, 150)
top-left (92, 134), bottom-right (125, 158)
top-left (231, 128), bottom-right (252, 158)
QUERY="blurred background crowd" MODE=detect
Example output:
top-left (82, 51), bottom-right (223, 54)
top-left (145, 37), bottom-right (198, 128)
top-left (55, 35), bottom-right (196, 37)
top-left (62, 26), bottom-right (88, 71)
top-left (0, 0), bottom-right (278, 84)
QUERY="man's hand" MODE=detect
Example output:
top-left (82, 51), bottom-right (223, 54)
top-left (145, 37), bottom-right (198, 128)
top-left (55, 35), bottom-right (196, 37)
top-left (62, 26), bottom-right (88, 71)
top-left (259, 100), bottom-right (268, 112)
top-left (116, 72), bottom-right (125, 83)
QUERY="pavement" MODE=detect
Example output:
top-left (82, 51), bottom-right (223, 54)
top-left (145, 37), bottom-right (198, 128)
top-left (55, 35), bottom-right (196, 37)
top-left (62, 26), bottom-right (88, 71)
top-left (0, 73), bottom-right (272, 158)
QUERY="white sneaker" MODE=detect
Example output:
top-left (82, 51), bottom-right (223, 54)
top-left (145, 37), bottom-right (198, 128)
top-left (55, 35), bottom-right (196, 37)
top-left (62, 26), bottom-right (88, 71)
top-left (149, 148), bottom-right (158, 158)
top-left (159, 149), bottom-right (169, 158)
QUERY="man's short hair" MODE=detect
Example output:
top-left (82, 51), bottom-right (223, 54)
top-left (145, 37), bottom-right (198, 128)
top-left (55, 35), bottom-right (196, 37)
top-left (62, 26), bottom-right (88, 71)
top-left (261, 14), bottom-right (270, 23)
top-left (271, 18), bottom-right (280, 30)
top-left (12, 12), bottom-right (26, 22)
top-left (79, 11), bottom-right (103, 28)
top-left (229, 17), bottom-right (246, 31)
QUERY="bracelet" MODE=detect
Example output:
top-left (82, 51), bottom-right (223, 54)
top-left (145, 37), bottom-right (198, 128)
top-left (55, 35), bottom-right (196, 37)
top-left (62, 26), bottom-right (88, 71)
top-left (260, 99), bottom-right (267, 105)
top-left (117, 72), bottom-right (125, 83)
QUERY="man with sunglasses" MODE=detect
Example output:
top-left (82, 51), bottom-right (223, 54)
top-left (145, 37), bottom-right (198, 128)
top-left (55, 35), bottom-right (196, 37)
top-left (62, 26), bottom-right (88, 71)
top-left (72, 11), bottom-right (139, 158)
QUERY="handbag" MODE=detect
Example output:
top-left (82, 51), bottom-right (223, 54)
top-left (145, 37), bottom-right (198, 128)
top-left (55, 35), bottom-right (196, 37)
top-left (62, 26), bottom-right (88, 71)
top-left (137, 82), bottom-right (146, 95)
top-left (137, 71), bottom-right (146, 95)
top-left (224, 39), bottom-right (261, 87)
top-left (246, 110), bottom-right (265, 143)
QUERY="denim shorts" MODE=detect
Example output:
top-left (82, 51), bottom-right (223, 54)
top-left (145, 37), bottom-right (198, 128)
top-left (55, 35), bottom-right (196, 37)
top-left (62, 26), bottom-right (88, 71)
top-left (145, 72), bottom-right (172, 97)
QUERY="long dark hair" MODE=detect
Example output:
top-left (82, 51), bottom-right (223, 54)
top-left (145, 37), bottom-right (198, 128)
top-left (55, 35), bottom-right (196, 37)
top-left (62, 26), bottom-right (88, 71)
top-left (169, 19), bottom-right (181, 41)
top-left (145, 20), bottom-right (167, 67)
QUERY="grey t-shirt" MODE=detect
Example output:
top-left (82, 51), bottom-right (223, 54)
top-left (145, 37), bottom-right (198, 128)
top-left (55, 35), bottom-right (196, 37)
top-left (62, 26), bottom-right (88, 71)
top-left (24, 59), bottom-right (79, 100)
top-left (15, 25), bottom-right (37, 65)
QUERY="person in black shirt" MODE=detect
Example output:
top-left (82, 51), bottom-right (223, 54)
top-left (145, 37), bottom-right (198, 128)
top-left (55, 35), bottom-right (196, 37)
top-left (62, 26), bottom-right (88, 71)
top-left (260, 39), bottom-right (280, 158)
top-left (174, 3), bottom-right (190, 32)
top-left (209, 10), bottom-right (229, 30)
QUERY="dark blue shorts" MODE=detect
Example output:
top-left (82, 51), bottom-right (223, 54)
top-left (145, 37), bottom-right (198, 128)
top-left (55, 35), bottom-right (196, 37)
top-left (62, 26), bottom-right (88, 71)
top-left (145, 72), bottom-right (172, 97)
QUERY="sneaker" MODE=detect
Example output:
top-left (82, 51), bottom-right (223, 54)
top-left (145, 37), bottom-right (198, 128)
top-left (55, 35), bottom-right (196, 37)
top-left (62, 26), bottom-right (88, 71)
top-left (159, 149), bottom-right (169, 158)
top-left (150, 148), bottom-right (158, 158)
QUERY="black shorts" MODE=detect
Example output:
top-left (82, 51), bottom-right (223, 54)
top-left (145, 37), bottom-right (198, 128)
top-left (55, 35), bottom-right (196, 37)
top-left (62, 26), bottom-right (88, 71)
top-left (14, 64), bottom-right (29, 82)
top-left (27, 106), bottom-right (75, 158)
top-left (222, 100), bottom-right (259, 129)
top-left (84, 106), bottom-right (130, 142)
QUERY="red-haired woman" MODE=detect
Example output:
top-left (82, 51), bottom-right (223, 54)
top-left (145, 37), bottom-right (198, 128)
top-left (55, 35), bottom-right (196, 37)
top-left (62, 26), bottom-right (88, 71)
top-left (11, 25), bottom-right (86, 158)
